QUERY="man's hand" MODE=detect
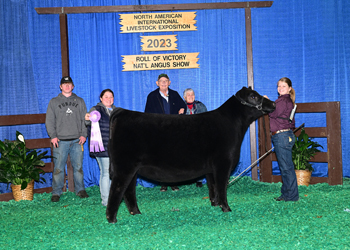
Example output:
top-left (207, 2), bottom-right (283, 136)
top-left (178, 108), bottom-right (185, 114)
top-left (79, 136), bottom-right (86, 145)
top-left (51, 138), bottom-right (59, 148)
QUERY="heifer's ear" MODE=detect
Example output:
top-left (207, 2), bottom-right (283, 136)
top-left (248, 86), bottom-right (252, 90)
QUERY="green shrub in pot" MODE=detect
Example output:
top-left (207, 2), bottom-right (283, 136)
top-left (0, 131), bottom-right (52, 190)
top-left (292, 128), bottom-right (323, 172)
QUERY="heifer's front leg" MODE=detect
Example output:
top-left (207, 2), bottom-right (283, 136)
top-left (123, 174), bottom-right (141, 215)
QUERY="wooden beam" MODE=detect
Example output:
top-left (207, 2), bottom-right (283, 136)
top-left (267, 175), bottom-right (330, 185)
top-left (36, 2), bottom-right (273, 14)
top-left (245, 7), bottom-right (258, 180)
top-left (59, 14), bottom-right (69, 76)
top-left (296, 102), bottom-right (335, 113)
top-left (270, 152), bottom-right (328, 163)
top-left (245, 8), bottom-right (254, 89)
top-left (25, 138), bottom-right (51, 149)
top-left (0, 114), bottom-right (45, 126)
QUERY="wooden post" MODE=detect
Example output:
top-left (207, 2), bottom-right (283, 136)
top-left (245, 7), bottom-right (258, 180)
top-left (59, 13), bottom-right (69, 76)
top-left (326, 102), bottom-right (342, 185)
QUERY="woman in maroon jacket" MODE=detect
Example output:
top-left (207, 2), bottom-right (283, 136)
top-left (265, 77), bottom-right (299, 202)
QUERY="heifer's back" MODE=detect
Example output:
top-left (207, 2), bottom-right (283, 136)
top-left (106, 86), bottom-right (275, 223)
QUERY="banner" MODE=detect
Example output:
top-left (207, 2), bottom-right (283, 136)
top-left (141, 35), bottom-right (178, 51)
top-left (120, 12), bottom-right (197, 33)
top-left (122, 53), bottom-right (200, 71)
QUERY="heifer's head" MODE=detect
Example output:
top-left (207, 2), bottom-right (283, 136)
top-left (235, 86), bottom-right (275, 114)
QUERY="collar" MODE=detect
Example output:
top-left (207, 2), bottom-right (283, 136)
top-left (159, 90), bottom-right (169, 102)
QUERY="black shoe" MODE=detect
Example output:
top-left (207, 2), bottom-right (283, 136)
top-left (77, 190), bottom-right (89, 198)
top-left (196, 182), bottom-right (203, 187)
top-left (171, 186), bottom-right (179, 191)
top-left (51, 195), bottom-right (60, 202)
top-left (160, 186), bottom-right (167, 192)
top-left (274, 196), bottom-right (285, 201)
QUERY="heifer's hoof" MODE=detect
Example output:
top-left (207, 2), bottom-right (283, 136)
top-left (130, 210), bottom-right (141, 215)
top-left (106, 215), bottom-right (117, 224)
top-left (211, 200), bottom-right (219, 207)
top-left (220, 206), bottom-right (232, 212)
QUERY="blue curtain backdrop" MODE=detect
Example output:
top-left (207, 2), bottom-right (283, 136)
top-left (1, 0), bottom-right (349, 193)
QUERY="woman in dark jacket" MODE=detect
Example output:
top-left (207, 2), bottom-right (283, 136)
top-left (85, 89), bottom-right (117, 206)
top-left (183, 88), bottom-right (208, 187)
top-left (183, 88), bottom-right (207, 115)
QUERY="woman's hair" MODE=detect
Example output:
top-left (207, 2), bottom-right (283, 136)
top-left (278, 77), bottom-right (295, 104)
top-left (100, 89), bottom-right (114, 99)
top-left (183, 88), bottom-right (194, 98)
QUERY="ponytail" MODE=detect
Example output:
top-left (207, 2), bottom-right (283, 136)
top-left (290, 87), bottom-right (295, 105)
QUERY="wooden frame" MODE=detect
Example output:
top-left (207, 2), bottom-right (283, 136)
top-left (0, 114), bottom-right (74, 201)
top-left (258, 102), bottom-right (343, 185)
top-left (35, 1), bottom-right (273, 181)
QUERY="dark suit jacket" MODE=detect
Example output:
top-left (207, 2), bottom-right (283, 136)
top-left (144, 88), bottom-right (187, 114)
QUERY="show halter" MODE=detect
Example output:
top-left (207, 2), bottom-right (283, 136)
top-left (235, 93), bottom-right (265, 113)
top-left (89, 110), bottom-right (105, 152)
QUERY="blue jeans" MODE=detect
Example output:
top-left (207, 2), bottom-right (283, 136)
top-left (96, 157), bottom-right (111, 206)
top-left (272, 130), bottom-right (299, 201)
top-left (52, 139), bottom-right (85, 196)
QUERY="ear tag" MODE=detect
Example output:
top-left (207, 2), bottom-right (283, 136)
top-left (289, 137), bottom-right (292, 142)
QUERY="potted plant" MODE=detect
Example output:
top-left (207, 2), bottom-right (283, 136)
top-left (292, 128), bottom-right (323, 186)
top-left (0, 131), bottom-right (52, 201)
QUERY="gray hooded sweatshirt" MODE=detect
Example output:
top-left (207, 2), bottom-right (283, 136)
top-left (45, 93), bottom-right (87, 140)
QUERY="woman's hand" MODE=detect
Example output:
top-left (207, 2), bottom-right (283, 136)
top-left (85, 113), bottom-right (91, 121)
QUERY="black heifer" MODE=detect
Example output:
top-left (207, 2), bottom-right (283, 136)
top-left (106, 86), bottom-right (275, 223)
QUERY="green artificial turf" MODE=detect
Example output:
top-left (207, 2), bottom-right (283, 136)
top-left (1, 177), bottom-right (350, 249)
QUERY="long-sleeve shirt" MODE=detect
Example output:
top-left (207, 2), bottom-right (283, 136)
top-left (45, 93), bottom-right (87, 140)
top-left (268, 94), bottom-right (295, 133)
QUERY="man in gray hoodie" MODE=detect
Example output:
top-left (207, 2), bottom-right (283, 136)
top-left (45, 76), bottom-right (89, 202)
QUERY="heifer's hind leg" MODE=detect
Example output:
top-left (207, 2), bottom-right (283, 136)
top-left (106, 171), bottom-right (136, 223)
top-left (123, 174), bottom-right (141, 215)
top-left (206, 174), bottom-right (219, 207)
top-left (106, 175), bottom-right (125, 223)
top-left (213, 164), bottom-right (232, 212)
